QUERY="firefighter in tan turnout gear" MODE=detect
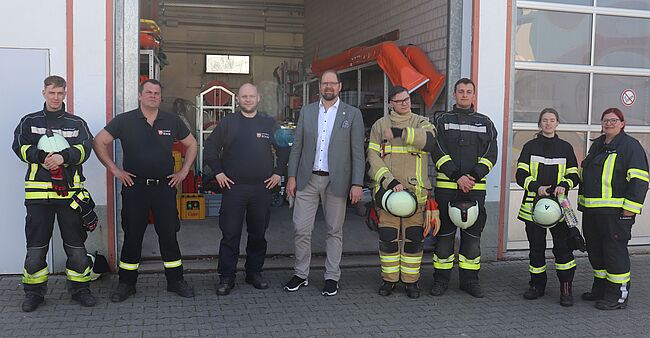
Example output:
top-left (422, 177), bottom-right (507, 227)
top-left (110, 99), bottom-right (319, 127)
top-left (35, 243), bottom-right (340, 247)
top-left (367, 86), bottom-right (438, 298)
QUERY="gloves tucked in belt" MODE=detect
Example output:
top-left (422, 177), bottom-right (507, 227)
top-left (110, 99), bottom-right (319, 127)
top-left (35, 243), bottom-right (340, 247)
top-left (424, 198), bottom-right (441, 237)
top-left (50, 167), bottom-right (69, 197)
top-left (70, 190), bottom-right (99, 232)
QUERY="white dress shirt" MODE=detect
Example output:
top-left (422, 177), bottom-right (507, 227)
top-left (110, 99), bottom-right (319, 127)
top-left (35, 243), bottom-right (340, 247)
top-left (312, 97), bottom-right (340, 172)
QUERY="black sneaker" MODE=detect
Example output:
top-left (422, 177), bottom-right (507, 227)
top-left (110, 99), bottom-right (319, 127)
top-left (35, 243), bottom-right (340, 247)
top-left (284, 275), bottom-right (308, 292)
top-left (523, 286), bottom-right (545, 300)
top-left (245, 273), bottom-right (269, 290)
top-left (21, 293), bottom-right (44, 312)
top-left (460, 281), bottom-right (485, 298)
top-left (430, 280), bottom-right (449, 296)
top-left (110, 283), bottom-right (136, 303)
top-left (404, 282), bottom-right (421, 299)
top-left (167, 279), bottom-right (195, 298)
top-left (378, 281), bottom-right (396, 296)
top-left (322, 279), bottom-right (338, 296)
top-left (71, 289), bottom-right (97, 307)
top-left (216, 276), bottom-right (235, 296)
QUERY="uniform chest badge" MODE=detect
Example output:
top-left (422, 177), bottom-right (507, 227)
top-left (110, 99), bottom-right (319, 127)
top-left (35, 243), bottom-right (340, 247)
top-left (158, 129), bottom-right (171, 136)
top-left (257, 132), bottom-right (270, 139)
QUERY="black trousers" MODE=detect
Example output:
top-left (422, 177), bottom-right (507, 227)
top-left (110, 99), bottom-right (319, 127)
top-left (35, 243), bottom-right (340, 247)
top-left (218, 183), bottom-right (272, 278)
top-left (24, 203), bottom-right (90, 295)
top-left (525, 221), bottom-right (575, 288)
top-left (433, 189), bottom-right (486, 283)
top-left (118, 183), bottom-right (182, 285)
top-left (583, 212), bottom-right (632, 301)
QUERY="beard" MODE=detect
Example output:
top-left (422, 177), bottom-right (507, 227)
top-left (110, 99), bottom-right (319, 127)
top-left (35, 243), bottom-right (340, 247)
top-left (321, 92), bottom-right (337, 101)
top-left (240, 105), bottom-right (257, 114)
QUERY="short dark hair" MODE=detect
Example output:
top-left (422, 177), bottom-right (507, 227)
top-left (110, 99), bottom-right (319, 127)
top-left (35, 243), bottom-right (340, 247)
top-left (454, 78), bottom-right (475, 92)
top-left (388, 86), bottom-right (409, 101)
top-left (44, 75), bottom-right (66, 89)
top-left (320, 70), bottom-right (340, 83)
top-left (139, 79), bottom-right (162, 93)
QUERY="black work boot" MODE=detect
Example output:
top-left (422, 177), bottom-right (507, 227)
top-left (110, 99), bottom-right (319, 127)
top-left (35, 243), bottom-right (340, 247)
top-left (378, 281), bottom-right (396, 296)
top-left (71, 288), bottom-right (97, 307)
top-left (404, 282), bottom-right (421, 299)
top-left (560, 281), bottom-right (573, 307)
top-left (430, 279), bottom-right (449, 296)
top-left (111, 282), bottom-right (136, 303)
top-left (245, 273), bottom-right (269, 290)
top-left (523, 285), bottom-right (545, 300)
top-left (21, 293), bottom-right (44, 312)
top-left (582, 278), bottom-right (606, 301)
top-left (460, 280), bottom-right (485, 298)
top-left (595, 281), bottom-right (629, 310)
top-left (167, 279), bottom-right (195, 298)
top-left (216, 276), bottom-right (235, 296)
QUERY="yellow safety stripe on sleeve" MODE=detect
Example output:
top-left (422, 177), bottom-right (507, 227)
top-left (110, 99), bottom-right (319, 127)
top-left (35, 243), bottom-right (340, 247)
top-left (22, 267), bottom-right (49, 284)
top-left (518, 210), bottom-right (533, 221)
top-left (28, 163), bottom-right (38, 180)
top-left (523, 176), bottom-right (535, 191)
top-left (70, 199), bottom-right (80, 210)
top-left (627, 168), bottom-right (650, 182)
top-left (368, 142), bottom-right (381, 153)
top-left (400, 265), bottom-right (420, 275)
top-left (400, 255), bottom-right (423, 264)
top-left (380, 254), bottom-right (400, 263)
top-left (119, 261), bottom-right (140, 271)
top-left (555, 260), bottom-right (576, 271)
top-left (528, 265), bottom-right (546, 274)
top-left (406, 127), bottom-right (415, 145)
top-left (163, 260), bottom-right (182, 269)
top-left (374, 167), bottom-right (390, 184)
top-left (577, 196), bottom-right (624, 209)
top-left (557, 163), bottom-right (566, 186)
top-left (458, 254), bottom-right (480, 270)
top-left (381, 266), bottom-right (400, 274)
top-left (593, 269), bottom-right (607, 279)
top-left (436, 155), bottom-right (452, 169)
top-left (566, 167), bottom-right (579, 175)
top-left (606, 271), bottom-right (631, 284)
top-left (623, 199), bottom-right (643, 214)
top-left (66, 266), bottom-right (91, 282)
top-left (477, 157), bottom-right (493, 171)
top-left (602, 153), bottom-right (617, 198)
top-left (433, 254), bottom-right (455, 270)
top-left (421, 122), bottom-right (433, 129)
top-left (20, 145), bottom-right (31, 161)
top-left (561, 178), bottom-right (575, 190)
top-left (517, 162), bottom-right (530, 172)
top-left (72, 144), bottom-right (85, 164)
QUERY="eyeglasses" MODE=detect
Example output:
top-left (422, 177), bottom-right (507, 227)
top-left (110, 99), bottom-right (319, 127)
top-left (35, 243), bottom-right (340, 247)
top-left (601, 118), bottom-right (621, 125)
top-left (320, 82), bottom-right (339, 87)
top-left (390, 97), bottom-right (411, 104)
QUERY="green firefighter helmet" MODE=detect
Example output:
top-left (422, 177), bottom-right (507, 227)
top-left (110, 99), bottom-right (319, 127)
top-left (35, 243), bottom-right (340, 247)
top-left (375, 188), bottom-right (418, 218)
top-left (448, 199), bottom-right (479, 229)
top-left (37, 132), bottom-right (70, 153)
top-left (533, 198), bottom-right (562, 228)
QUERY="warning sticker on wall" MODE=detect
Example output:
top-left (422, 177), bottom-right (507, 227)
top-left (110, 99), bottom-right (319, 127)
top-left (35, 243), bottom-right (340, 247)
top-left (621, 89), bottom-right (636, 107)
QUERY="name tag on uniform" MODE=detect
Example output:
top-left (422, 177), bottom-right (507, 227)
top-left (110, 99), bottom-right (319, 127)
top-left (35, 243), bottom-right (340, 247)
top-left (257, 132), bottom-right (270, 139)
top-left (158, 129), bottom-right (171, 136)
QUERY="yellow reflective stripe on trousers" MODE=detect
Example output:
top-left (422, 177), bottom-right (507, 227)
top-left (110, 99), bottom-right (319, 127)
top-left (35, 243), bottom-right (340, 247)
top-left (577, 196), bottom-right (624, 208)
top-left (73, 144), bottom-right (85, 164)
top-left (66, 266), bottom-right (91, 282)
top-left (400, 255), bottom-right (422, 264)
top-left (602, 153), bottom-right (617, 198)
top-left (517, 162), bottom-right (530, 172)
top-left (400, 265), bottom-right (420, 275)
top-left (374, 167), bottom-right (389, 183)
top-left (478, 157), bottom-right (493, 171)
top-left (606, 271), bottom-right (630, 284)
top-left (555, 260), bottom-right (576, 271)
top-left (627, 168), bottom-right (650, 182)
top-left (368, 142), bottom-right (381, 153)
top-left (433, 254), bottom-right (454, 269)
top-left (119, 261), bottom-right (140, 271)
top-left (528, 265), bottom-right (546, 274)
top-left (20, 145), bottom-right (31, 161)
top-left (380, 254), bottom-right (400, 263)
top-left (163, 260), bottom-right (182, 268)
top-left (22, 267), bottom-right (49, 284)
top-left (381, 266), bottom-right (400, 274)
top-left (458, 255), bottom-right (480, 270)
top-left (436, 155), bottom-right (452, 169)
top-left (623, 199), bottom-right (643, 214)
top-left (593, 269), bottom-right (607, 279)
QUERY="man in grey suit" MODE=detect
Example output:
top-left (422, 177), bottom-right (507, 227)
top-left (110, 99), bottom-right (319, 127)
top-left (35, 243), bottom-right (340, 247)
top-left (284, 70), bottom-right (365, 296)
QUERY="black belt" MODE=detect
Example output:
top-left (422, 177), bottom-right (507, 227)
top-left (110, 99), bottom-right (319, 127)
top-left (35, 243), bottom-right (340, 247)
top-left (133, 178), bottom-right (167, 186)
top-left (312, 170), bottom-right (329, 176)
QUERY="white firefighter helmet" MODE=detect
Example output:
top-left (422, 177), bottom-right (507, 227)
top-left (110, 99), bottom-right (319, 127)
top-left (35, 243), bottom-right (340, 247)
top-left (448, 199), bottom-right (479, 229)
top-left (37, 132), bottom-right (70, 153)
top-left (376, 188), bottom-right (418, 218)
top-left (533, 198), bottom-right (562, 228)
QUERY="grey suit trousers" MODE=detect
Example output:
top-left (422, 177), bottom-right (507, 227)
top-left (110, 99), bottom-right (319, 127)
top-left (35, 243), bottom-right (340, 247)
top-left (293, 174), bottom-right (347, 281)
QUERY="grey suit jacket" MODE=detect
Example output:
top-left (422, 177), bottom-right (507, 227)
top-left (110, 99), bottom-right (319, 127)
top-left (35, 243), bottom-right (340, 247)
top-left (287, 99), bottom-right (365, 197)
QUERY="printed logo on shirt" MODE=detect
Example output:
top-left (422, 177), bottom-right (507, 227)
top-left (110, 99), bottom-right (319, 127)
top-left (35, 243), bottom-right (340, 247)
top-left (158, 129), bottom-right (171, 136)
top-left (257, 132), bottom-right (270, 139)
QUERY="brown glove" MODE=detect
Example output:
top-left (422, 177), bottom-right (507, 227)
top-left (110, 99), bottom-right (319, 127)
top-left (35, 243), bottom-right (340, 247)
top-left (424, 198), bottom-right (441, 237)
